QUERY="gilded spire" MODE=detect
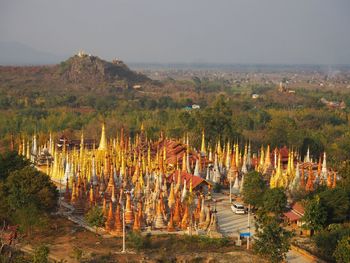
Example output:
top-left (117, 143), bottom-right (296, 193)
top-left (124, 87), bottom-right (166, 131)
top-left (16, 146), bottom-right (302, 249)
top-left (113, 205), bottom-right (123, 236)
top-left (98, 122), bottom-right (107, 151)
top-left (320, 152), bottom-right (328, 182)
top-left (305, 166), bottom-right (314, 192)
top-left (168, 183), bottom-right (175, 209)
top-left (201, 129), bottom-right (206, 154)
top-left (154, 198), bottom-right (166, 229)
top-left (167, 210), bottom-right (175, 232)
top-left (263, 145), bottom-right (271, 174)
top-left (105, 202), bottom-right (114, 231)
top-left (125, 193), bottom-right (134, 224)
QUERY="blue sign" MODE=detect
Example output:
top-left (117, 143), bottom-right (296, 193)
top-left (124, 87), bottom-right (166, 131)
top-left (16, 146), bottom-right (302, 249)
top-left (240, 232), bottom-right (251, 237)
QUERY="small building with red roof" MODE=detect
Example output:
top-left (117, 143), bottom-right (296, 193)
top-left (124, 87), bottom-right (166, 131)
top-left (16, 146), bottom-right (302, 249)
top-left (283, 202), bottom-right (307, 235)
top-left (169, 170), bottom-right (212, 192)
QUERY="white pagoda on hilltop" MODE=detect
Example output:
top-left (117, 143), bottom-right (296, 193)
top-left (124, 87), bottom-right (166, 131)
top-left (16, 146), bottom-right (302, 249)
top-left (77, 50), bottom-right (91, 58)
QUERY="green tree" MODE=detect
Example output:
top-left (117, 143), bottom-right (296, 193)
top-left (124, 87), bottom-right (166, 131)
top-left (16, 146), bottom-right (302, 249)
top-left (302, 196), bottom-right (327, 234)
top-left (319, 188), bottom-right (350, 224)
top-left (5, 166), bottom-right (58, 212)
top-left (33, 245), bottom-right (49, 263)
top-left (71, 246), bottom-right (83, 261)
top-left (197, 96), bottom-right (239, 144)
top-left (242, 171), bottom-right (267, 208)
top-left (266, 117), bottom-right (295, 147)
top-left (253, 217), bottom-right (292, 263)
top-left (0, 158), bottom-right (58, 226)
top-left (314, 226), bottom-right (350, 262)
top-left (192, 76), bottom-right (201, 94)
top-left (127, 232), bottom-right (152, 251)
top-left (261, 188), bottom-right (287, 215)
top-left (338, 160), bottom-right (350, 191)
top-left (179, 111), bottom-right (194, 131)
top-left (85, 205), bottom-right (105, 234)
top-left (256, 110), bottom-right (272, 129)
top-left (300, 137), bottom-right (325, 162)
top-left (13, 204), bottom-right (48, 236)
top-left (333, 236), bottom-right (350, 263)
top-left (0, 182), bottom-right (10, 221)
top-left (0, 151), bottom-right (30, 181)
top-left (213, 183), bottom-right (222, 193)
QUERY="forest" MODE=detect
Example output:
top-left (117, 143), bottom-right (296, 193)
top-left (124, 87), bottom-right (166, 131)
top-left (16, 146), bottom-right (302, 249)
top-left (1, 72), bottom-right (350, 167)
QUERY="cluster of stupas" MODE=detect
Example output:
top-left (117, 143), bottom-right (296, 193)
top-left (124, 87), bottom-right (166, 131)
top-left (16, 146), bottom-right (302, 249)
top-left (256, 145), bottom-right (337, 192)
top-left (17, 123), bottom-right (337, 235)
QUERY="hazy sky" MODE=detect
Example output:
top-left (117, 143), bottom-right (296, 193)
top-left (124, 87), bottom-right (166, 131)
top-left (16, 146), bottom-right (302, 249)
top-left (1, 0), bottom-right (350, 64)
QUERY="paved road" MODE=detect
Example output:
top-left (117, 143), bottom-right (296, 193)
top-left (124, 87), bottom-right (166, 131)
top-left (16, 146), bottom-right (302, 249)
top-left (213, 192), bottom-right (314, 263)
top-left (212, 193), bottom-right (254, 238)
top-left (286, 250), bottom-right (314, 263)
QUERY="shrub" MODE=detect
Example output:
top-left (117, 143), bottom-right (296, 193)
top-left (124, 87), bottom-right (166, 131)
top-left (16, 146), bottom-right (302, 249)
top-left (333, 236), bottom-right (350, 263)
top-left (85, 206), bottom-right (105, 234)
top-left (127, 232), bottom-right (152, 251)
top-left (33, 245), bottom-right (49, 263)
top-left (213, 183), bottom-right (222, 193)
top-left (314, 226), bottom-right (350, 262)
top-left (72, 246), bottom-right (83, 261)
top-left (253, 217), bottom-right (292, 263)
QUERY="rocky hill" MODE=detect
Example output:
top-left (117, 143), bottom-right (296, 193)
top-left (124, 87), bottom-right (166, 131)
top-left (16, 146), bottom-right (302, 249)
top-left (58, 53), bottom-right (150, 85)
top-left (0, 53), bottom-right (151, 94)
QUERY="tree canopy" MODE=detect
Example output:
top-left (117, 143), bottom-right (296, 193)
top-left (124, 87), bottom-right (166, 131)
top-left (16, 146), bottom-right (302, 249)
top-left (0, 151), bottom-right (30, 180)
top-left (261, 188), bottom-right (287, 215)
top-left (333, 236), bottom-right (350, 263)
top-left (5, 166), bottom-right (58, 212)
top-left (302, 196), bottom-right (327, 233)
top-left (253, 217), bottom-right (292, 263)
top-left (0, 152), bottom-right (58, 232)
top-left (242, 171), bottom-right (267, 207)
top-left (319, 188), bottom-right (350, 224)
top-left (85, 205), bottom-right (106, 233)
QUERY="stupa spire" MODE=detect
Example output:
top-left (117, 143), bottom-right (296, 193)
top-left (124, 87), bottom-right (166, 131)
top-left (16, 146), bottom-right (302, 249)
top-left (113, 205), bottom-right (123, 236)
top-left (201, 129), bottom-right (206, 154)
top-left (98, 122), bottom-right (107, 151)
top-left (320, 152), bottom-right (328, 182)
top-left (105, 202), bottom-right (114, 231)
top-left (168, 183), bottom-right (176, 209)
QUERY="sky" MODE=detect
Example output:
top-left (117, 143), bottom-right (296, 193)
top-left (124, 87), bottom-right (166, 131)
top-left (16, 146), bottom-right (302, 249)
top-left (0, 0), bottom-right (350, 64)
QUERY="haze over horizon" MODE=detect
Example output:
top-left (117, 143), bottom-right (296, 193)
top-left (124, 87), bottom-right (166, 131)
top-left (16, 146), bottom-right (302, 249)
top-left (1, 0), bottom-right (350, 65)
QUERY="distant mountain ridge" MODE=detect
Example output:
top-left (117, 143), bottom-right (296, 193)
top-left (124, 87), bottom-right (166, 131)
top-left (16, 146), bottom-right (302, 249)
top-left (0, 41), bottom-right (64, 65)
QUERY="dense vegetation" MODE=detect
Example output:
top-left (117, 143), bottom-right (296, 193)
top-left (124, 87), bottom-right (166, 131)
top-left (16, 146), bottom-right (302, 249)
top-left (1, 60), bottom-right (350, 261)
top-left (242, 168), bottom-right (350, 262)
top-left (1, 58), bottom-right (350, 165)
top-left (242, 171), bottom-right (292, 262)
top-left (0, 152), bottom-right (58, 234)
top-left (1, 73), bottom-right (350, 167)
top-left (305, 161), bottom-right (350, 262)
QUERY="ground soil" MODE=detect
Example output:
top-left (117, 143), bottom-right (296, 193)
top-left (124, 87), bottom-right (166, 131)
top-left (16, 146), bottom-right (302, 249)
top-left (17, 215), bottom-right (266, 263)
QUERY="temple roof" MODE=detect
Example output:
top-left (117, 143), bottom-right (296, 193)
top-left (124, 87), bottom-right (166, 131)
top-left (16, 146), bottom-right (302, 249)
top-left (283, 201), bottom-right (305, 222)
top-left (283, 211), bottom-right (301, 222)
top-left (152, 138), bottom-right (199, 165)
top-left (169, 170), bottom-right (211, 190)
top-left (291, 202), bottom-right (305, 215)
top-left (279, 146), bottom-right (289, 161)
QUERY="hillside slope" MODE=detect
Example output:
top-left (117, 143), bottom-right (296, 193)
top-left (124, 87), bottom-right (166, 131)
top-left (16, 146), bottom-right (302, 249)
top-left (0, 53), bottom-right (151, 94)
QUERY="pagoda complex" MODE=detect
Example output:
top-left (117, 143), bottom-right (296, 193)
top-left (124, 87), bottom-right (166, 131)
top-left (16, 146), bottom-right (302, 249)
top-left (17, 123), bottom-right (337, 236)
